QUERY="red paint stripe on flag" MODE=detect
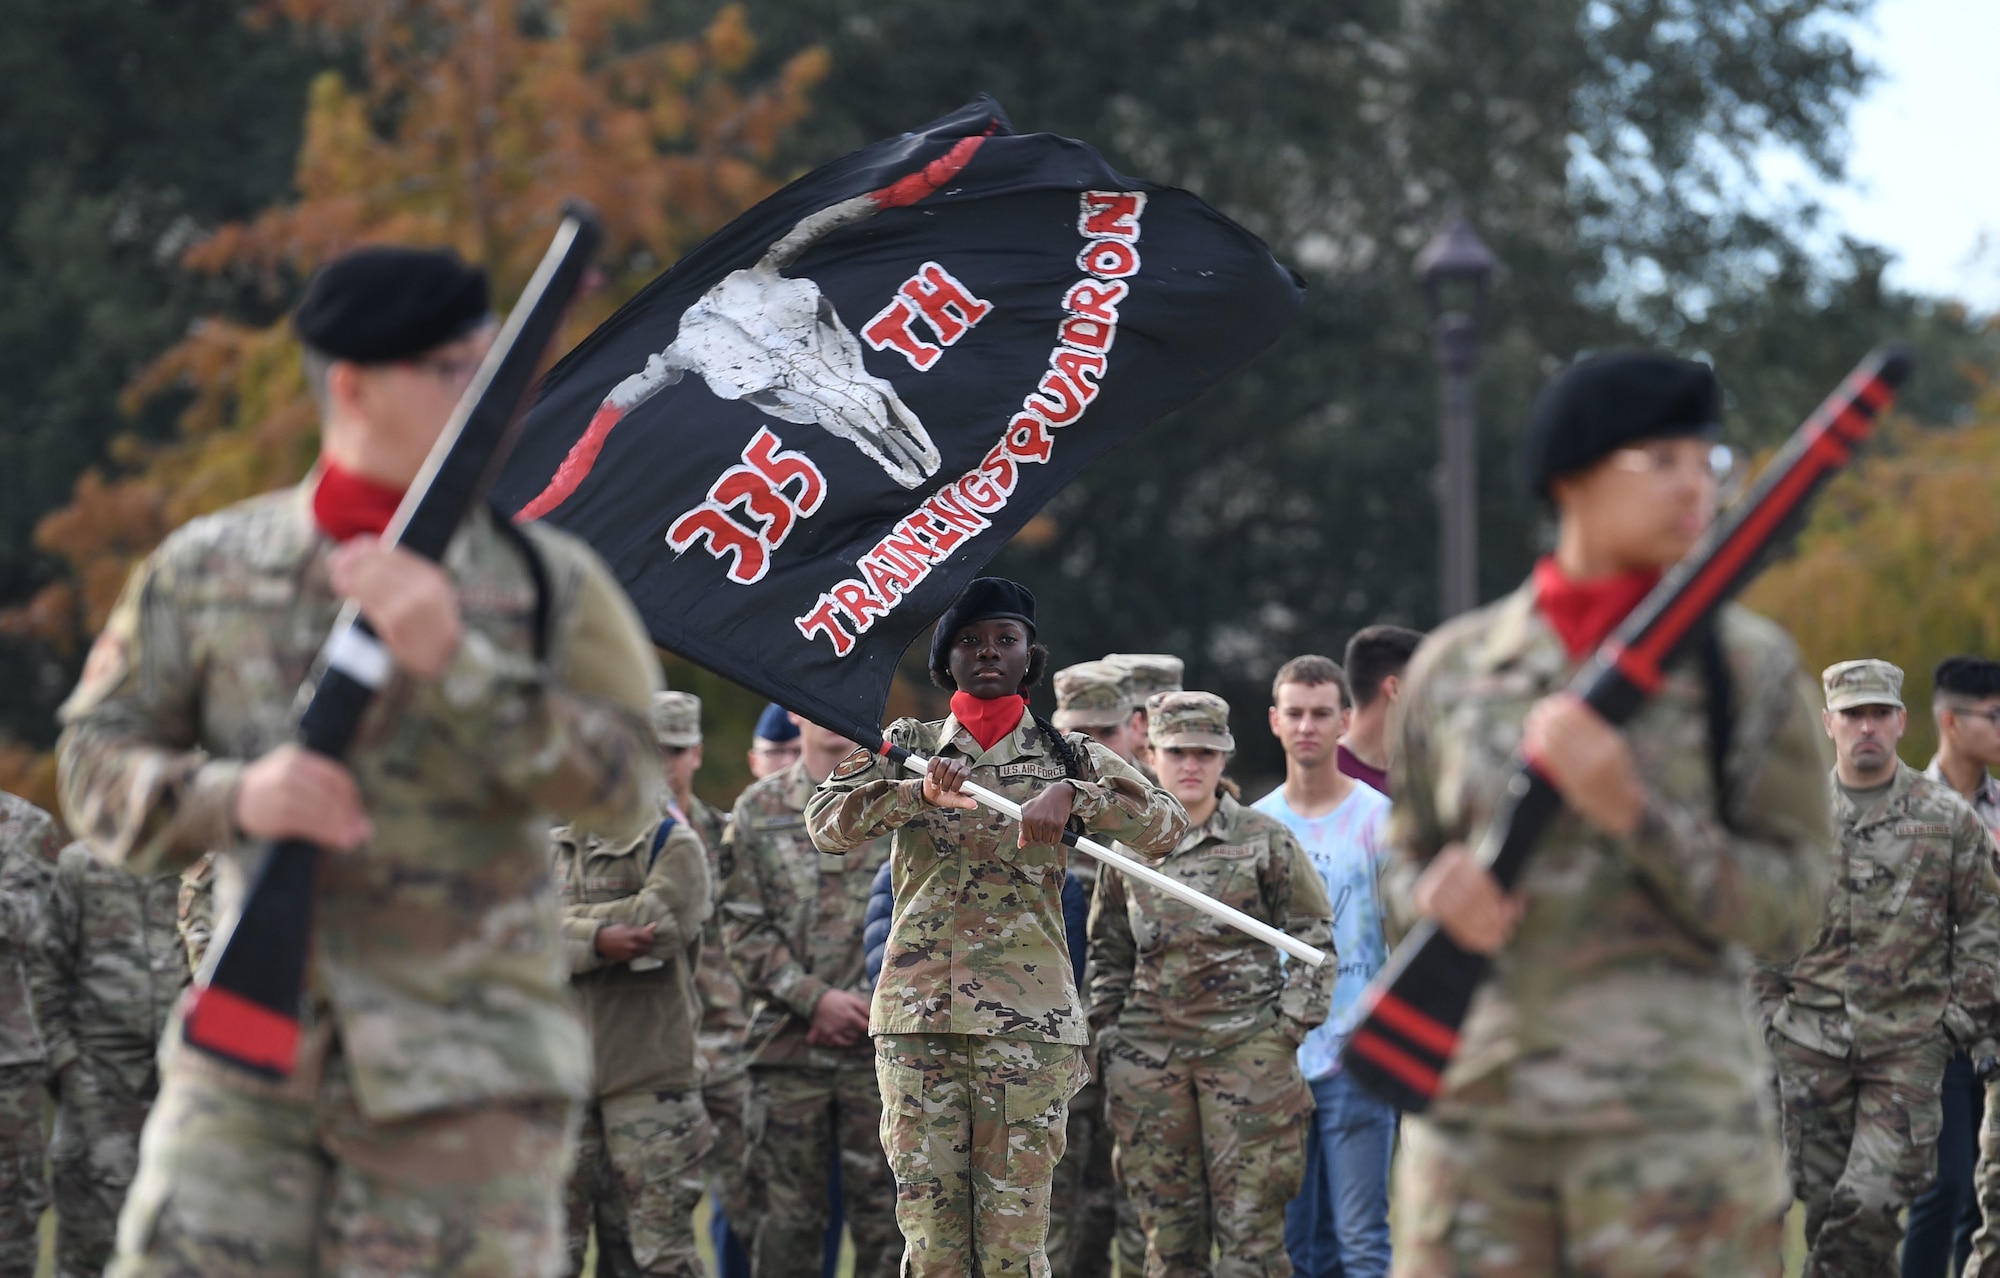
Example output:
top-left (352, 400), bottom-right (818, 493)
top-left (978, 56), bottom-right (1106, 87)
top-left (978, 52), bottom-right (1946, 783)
top-left (1349, 1030), bottom-right (1441, 1096)
top-left (515, 402), bottom-right (626, 522)
top-left (868, 127), bottom-right (995, 210)
top-left (183, 984), bottom-right (301, 1075)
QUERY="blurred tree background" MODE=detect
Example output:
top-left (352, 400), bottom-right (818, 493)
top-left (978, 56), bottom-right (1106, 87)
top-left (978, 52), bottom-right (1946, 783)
top-left (2, 0), bottom-right (1995, 809)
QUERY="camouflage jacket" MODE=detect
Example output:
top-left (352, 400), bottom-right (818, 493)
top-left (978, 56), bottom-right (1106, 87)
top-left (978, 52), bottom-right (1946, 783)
top-left (1383, 586), bottom-right (1834, 1133)
top-left (1088, 793), bottom-right (1334, 1064)
top-left (689, 792), bottom-right (750, 1075)
top-left (30, 842), bottom-right (186, 1089)
top-left (176, 852), bottom-right (216, 974)
top-left (554, 806), bottom-right (711, 1096)
top-left (56, 484), bottom-right (663, 1120)
top-left (806, 713), bottom-right (1186, 1045)
top-left (1748, 761), bottom-right (2000, 1061)
top-left (0, 792), bottom-right (61, 1068)
top-left (722, 759), bottom-right (892, 1069)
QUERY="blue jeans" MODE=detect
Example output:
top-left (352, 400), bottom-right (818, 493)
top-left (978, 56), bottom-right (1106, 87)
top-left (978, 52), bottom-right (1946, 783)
top-left (1284, 1069), bottom-right (1395, 1278)
top-left (1902, 1048), bottom-right (1984, 1278)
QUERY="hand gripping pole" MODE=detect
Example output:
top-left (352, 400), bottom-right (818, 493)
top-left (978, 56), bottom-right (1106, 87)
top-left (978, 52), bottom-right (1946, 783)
top-left (890, 748), bottom-right (1327, 968)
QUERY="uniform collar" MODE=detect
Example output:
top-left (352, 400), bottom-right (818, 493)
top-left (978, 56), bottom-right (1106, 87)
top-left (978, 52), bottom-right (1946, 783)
top-left (1470, 581), bottom-right (1573, 685)
top-left (1924, 754), bottom-right (2000, 811)
top-left (1833, 759), bottom-right (1916, 831)
top-left (936, 712), bottom-right (1045, 766)
top-left (1172, 792), bottom-right (1242, 856)
top-left (780, 759), bottom-right (818, 811)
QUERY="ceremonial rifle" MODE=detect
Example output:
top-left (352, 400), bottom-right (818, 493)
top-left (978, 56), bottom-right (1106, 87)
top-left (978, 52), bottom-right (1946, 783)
top-left (181, 205), bottom-right (605, 1077)
top-left (1341, 343), bottom-right (1916, 1112)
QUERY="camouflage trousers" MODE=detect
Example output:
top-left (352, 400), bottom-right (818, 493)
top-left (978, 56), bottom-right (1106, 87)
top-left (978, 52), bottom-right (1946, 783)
top-left (876, 1031), bottom-right (1089, 1278)
top-left (1771, 1032), bottom-right (1947, 1278)
top-left (1045, 1062), bottom-right (1121, 1278)
top-left (1391, 1111), bottom-right (1787, 1277)
top-left (746, 1064), bottom-right (898, 1277)
top-left (0, 1062), bottom-right (49, 1278)
top-left (108, 1039), bottom-right (577, 1278)
top-left (700, 1032), bottom-right (753, 1225)
top-left (1102, 1027), bottom-right (1311, 1278)
top-left (51, 1051), bottom-right (156, 1278)
top-left (562, 1087), bottom-right (711, 1278)
top-left (1966, 1074), bottom-right (2000, 1278)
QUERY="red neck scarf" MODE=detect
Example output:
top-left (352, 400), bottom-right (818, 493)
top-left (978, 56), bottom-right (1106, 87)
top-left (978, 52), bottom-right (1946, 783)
top-left (312, 463), bottom-right (407, 542)
top-left (950, 691), bottom-right (1028, 751)
top-left (1532, 556), bottom-right (1661, 660)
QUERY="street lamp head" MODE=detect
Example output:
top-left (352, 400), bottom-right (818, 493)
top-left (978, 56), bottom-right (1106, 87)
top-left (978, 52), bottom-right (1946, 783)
top-left (1416, 214), bottom-right (1496, 322)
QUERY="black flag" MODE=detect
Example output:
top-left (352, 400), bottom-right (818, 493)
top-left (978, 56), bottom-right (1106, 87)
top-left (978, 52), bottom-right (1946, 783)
top-left (495, 98), bottom-right (1303, 736)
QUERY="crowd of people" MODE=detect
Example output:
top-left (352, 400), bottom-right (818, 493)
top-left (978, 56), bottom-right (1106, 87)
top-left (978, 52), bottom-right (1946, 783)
top-left (4, 243), bottom-right (2000, 1278)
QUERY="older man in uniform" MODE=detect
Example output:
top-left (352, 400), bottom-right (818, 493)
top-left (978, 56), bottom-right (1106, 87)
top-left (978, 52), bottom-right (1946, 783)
top-left (1753, 659), bottom-right (2000, 1278)
top-left (1106, 654), bottom-right (1184, 776)
top-left (556, 690), bottom-right (714, 1278)
top-left (31, 840), bottom-right (188, 1278)
top-left (0, 792), bottom-right (60, 1278)
top-left (722, 712), bottom-right (897, 1276)
top-left (57, 245), bottom-right (664, 1277)
top-left (1385, 352), bottom-right (1834, 1275)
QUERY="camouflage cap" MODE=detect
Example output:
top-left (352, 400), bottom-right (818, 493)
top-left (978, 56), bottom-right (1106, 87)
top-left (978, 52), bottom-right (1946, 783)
top-left (650, 690), bottom-right (703, 747)
top-left (1149, 690), bottom-right (1235, 753)
top-left (1105, 653), bottom-right (1184, 708)
top-left (1822, 659), bottom-right (1905, 712)
top-left (1052, 660), bottom-right (1133, 730)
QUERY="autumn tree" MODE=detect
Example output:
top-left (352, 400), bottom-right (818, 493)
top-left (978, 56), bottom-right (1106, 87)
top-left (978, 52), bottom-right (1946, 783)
top-left (0, 0), bottom-right (823, 808)
top-left (1744, 368), bottom-right (2000, 769)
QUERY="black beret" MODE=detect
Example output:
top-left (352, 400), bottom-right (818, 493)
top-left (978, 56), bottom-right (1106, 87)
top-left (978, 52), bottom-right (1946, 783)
top-left (928, 577), bottom-right (1037, 681)
top-left (1519, 351), bottom-right (1721, 498)
top-left (293, 246), bottom-right (491, 364)
top-left (1935, 656), bottom-right (2000, 700)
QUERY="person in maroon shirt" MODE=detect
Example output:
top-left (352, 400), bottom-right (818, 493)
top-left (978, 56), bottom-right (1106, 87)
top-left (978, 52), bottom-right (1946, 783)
top-left (1336, 626), bottom-right (1423, 795)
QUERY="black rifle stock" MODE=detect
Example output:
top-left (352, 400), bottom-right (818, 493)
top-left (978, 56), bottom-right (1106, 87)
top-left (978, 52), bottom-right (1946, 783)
top-left (1341, 343), bottom-right (1916, 1113)
top-left (181, 205), bottom-right (604, 1076)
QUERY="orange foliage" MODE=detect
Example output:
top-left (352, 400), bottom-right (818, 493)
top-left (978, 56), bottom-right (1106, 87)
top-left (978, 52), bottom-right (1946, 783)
top-left (1744, 377), bottom-right (2000, 765)
top-left (4, 1), bottom-right (824, 660)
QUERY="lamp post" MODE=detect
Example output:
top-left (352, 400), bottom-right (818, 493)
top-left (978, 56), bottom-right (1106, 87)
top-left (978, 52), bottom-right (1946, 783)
top-left (1416, 215), bottom-right (1496, 620)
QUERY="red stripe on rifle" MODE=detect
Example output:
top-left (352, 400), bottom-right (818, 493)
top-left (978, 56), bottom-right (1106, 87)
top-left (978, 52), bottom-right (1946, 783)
top-left (1370, 990), bottom-right (1460, 1057)
top-left (183, 985), bottom-right (301, 1075)
top-left (1605, 642), bottom-right (1664, 694)
top-left (1349, 1030), bottom-right (1441, 1097)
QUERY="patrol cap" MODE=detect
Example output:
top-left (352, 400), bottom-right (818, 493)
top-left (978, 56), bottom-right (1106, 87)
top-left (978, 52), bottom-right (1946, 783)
top-left (753, 702), bottom-right (800, 742)
top-left (1519, 351), bottom-right (1720, 498)
top-left (1105, 654), bottom-right (1184, 709)
top-left (1822, 659), bottom-right (1906, 712)
top-left (928, 577), bottom-right (1036, 685)
top-left (1149, 691), bottom-right (1235, 753)
top-left (650, 691), bottom-right (703, 748)
top-left (1052, 660), bottom-right (1133, 730)
top-left (293, 245), bottom-right (492, 364)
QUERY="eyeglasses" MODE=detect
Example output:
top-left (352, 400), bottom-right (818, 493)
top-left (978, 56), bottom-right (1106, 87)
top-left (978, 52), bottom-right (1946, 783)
top-left (1948, 706), bottom-right (2000, 728)
top-left (1606, 441), bottom-right (1739, 484)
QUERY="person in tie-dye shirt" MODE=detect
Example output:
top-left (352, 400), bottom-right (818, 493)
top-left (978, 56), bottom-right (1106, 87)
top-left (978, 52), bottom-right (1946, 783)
top-left (1255, 655), bottom-right (1396, 1278)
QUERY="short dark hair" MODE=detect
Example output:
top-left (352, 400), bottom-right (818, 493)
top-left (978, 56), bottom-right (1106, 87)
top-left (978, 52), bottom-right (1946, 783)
top-left (930, 641), bottom-right (1050, 693)
top-left (1344, 626), bottom-right (1424, 709)
top-left (1271, 655), bottom-right (1349, 710)
top-left (1934, 656), bottom-right (2000, 703)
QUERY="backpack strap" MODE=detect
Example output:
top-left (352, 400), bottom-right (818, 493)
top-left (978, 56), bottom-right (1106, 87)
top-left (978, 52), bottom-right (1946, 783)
top-left (647, 814), bottom-right (679, 872)
top-left (490, 501), bottom-right (553, 662)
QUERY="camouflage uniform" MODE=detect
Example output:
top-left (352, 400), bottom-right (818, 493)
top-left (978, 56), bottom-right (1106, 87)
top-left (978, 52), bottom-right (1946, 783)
top-left (1089, 692), bottom-right (1335, 1278)
top-left (0, 792), bottom-right (61, 1278)
top-left (1381, 587), bottom-right (1835, 1278)
top-left (554, 774), bottom-right (714, 1278)
top-left (689, 790), bottom-right (755, 1231)
top-left (806, 711), bottom-right (1187, 1278)
top-left (175, 852), bottom-right (216, 973)
top-left (1748, 659), bottom-right (2000, 1278)
top-left (30, 841), bottom-right (187, 1278)
top-left (56, 484), bottom-right (663, 1278)
top-left (721, 759), bottom-right (898, 1276)
top-left (1046, 662), bottom-right (1137, 1278)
